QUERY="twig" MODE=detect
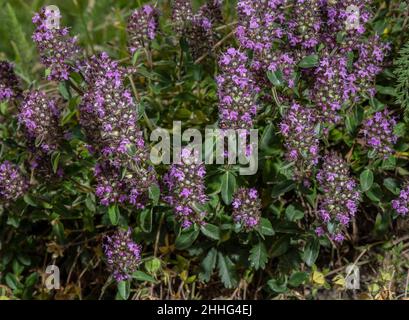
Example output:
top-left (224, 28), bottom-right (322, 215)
top-left (215, 21), bottom-right (238, 31)
top-left (194, 31), bottom-right (235, 64)
top-left (99, 275), bottom-right (114, 300)
top-left (128, 75), bottom-right (155, 131)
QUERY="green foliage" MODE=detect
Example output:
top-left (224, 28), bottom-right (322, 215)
top-left (0, 0), bottom-right (409, 301)
top-left (395, 41), bottom-right (409, 123)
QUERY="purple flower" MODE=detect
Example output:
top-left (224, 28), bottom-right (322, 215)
top-left (79, 53), bottom-right (140, 155)
top-left (182, 1), bottom-right (222, 61)
top-left (127, 5), bottom-right (159, 54)
top-left (360, 108), bottom-right (397, 158)
top-left (103, 228), bottom-right (142, 282)
top-left (19, 90), bottom-right (61, 154)
top-left (353, 35), bottom-right (390, 98)
top-left (172, 0), bottom-right (194, 36)
top-left (236, 0), bottom-right (286, 52)
top-left (32, 7), bottom-right (80, 81)
top-left (79, 52), bottom-right (156, 207)
top-left (94, 160), bottom-right (156, 208)
top-left (280, 103), bottom-right (320, 179)
top-left (0, 161), bottom-right (28, 204)
top-left (0, 61), bottom-right (21, 101)
top-left (324, 0), bottom-right (372, 51)
top-left (391, 183), bottom-right (409, 216)
top-left (311, 53), bottom-right (351, 124)
top-left (288, 0), bottom-right (322, 49)
top-left (232, 187), bottom-right (261, 231)
top-left (164, 149), bottom-right (207, 227)
top-left (217, 48), bottom-right (258, 130)
top-left (315, 152), bottom-right (361, 243)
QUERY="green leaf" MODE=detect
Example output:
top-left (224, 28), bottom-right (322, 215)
top-left (271, 180), bottom-right (295, 197)
top-left (23, 194), bottom-right (37, 207)
top-left (298, 54), bottom-right (319, 68)
top-left (288, 272), bottom-right (309, 287)
top-left (132, 270), bottom-right (157, 283)
top-left (258, 218), bottom-right (275, 236)
top-left (382, 156), bottom-right (396, 170)
top-left (117, 280), bottom-right (130, 300)
top-left (360, 169), bottom-right (374, 192)
top-left (200, 223), bottom-right (221, 240)
top-left (217, 253), bottom-right (238, 289)
top-left (148, 183), bottom-right (160, 205)
top-left (285, 205), bottom-right (304, 221)
top-left (383, 178), bottom-right (400, 195)
top-left (394, 122), bottom-right (406, 137)
top-left (139, 208), bottom-right (152, 232)
top-left (270, 235), bottom-right (290, 258)
top-left (108, 204), bottom-right (120, 226)
top-left (249, 242), bottom-right (268, 270)
top-left (24, 272), bottom-right (39, 287)
top-left (220, 171), bottom-right (236, 205)
top-left (267, 278), bottom-right (288, 293)
top-left (144, 258), bottom-right (161, 274)
top-left (302, 238), bottom-right (320, 267)
top-left (365, 183), bottom-right (383, 203)
top-left (260, 124), bottom-right (276, 154)
top-left (52, 220), bottom-right (65, 242)
top-left (267, 70), bottom-right (283, 86)
top-left (175, 226), bottom-right (199, 250)
top-left (51, 151), bottom-right (61, 174)
top-left (375, 85), bottom-right (397, 97)
top-left (199, 248), bottom-right (218, 282)
top-left (374, 211), bottom-right (390, 235)
top-left (5, 273), bottom-right (20, 291)
top-left (58, 82), bottom-right (71, 100)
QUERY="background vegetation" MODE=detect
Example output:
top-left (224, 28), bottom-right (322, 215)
top-left (1, 0), bottom-right (409, 300)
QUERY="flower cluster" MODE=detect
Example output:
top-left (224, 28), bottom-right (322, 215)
top-left (236, 1), bottom-right (295, 85)
top-left (172, 0), bottom-right (193, 37)
top-left (183, 0), bottom-right (223, 61)
top-left (353, 36), bottom-right (390, 98)
top-left (95, 159), bottom-right (156, 208)
top-left (233, 0), bottom-right (388, 122)
top-left (324, 0), bottom-right (372, 50)
top-left (0, 61), bottom-right (21, 102)
top-left (392, 183), bottom-right (409, 216)
top-left (360, 108), bottom-right (397, 158)
top-left (185, 14), bottom-right (215, 61)
top-left (316, 152), bottom-right (361, 243)
top-left (0, 161), bottom-right (28, 204)
top-left (289, 0), bottom-right (322, 48)
top-left (164, 149), bottom-right (207, 228)
top-left (79, 52), bottom-right (156, 207)
top-left (311, 53), bottom-right (351, 124)
top-left (217, 48), bottom-right (258, 130)
top-left (236, 0), bottom-right (287, 52)
top-left (103, 228), bottom-right (142, 282)
top-left (232, 187), bottom-right (261, 231)
top-left (127, 5), bottom-right (158, 54)
top-left (197, 0), bottom-right (223, 26)
top-left (32, 7), bottom-right (80, 81)
top-left (18, 90), bottom-right (61, 154)
top-left (79, 53), bottom-right (139, 156)
top-left (280, 103), bottom-right (319, 179)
